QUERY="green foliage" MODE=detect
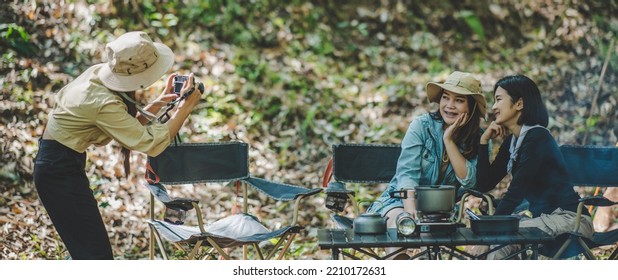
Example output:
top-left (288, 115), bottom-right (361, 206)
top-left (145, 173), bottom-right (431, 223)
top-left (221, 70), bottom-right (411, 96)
top-left (456, 10), bottom-right (486, 42)
top-left (586, 116), bottom-right (598, 128)
top-left (0, 23), bottom-right (38, 57)
top-left (172, 249), bottom-right (188, 259)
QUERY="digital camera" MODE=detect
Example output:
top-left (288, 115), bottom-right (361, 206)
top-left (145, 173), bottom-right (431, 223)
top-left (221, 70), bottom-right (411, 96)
top-left (173, 75), bottom-right (189, 95)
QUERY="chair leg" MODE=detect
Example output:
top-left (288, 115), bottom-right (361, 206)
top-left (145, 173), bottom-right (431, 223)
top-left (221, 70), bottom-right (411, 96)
top-left (276, 233), bottom-right (297, 260)
top-left (172, 243), bottom-right (184, 252)
top-left (149, 194), bottom-right (156, 260)
top-left (576, 238), bottom-right (595, 260)
top-left (207, 237), bottom-right (231, 260)
top-left (202, 248), bottom-right (217, 260)
top-left (188, 240), bottom-right (203, 260)
top-left (553, 236), bottom-right (573, 259)
top-left (149, 227), bottom-right (155, 260)
top-left (148, 225), bottom-right (169, 260)
top-left (608, 246), bottom-right (618, 260)
top-left (253, 243), bottom-right (265, 260)
top-left (266, 233), bottom-right (289, 260)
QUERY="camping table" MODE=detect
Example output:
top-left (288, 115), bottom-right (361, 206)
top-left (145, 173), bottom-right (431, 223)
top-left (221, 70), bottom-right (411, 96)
top-left (317, 227), bottom-right (553, 260)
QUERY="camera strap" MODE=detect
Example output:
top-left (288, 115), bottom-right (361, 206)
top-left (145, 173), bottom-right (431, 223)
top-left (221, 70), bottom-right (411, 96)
top-left (158, 85), bottom-right (197, 123)
top-left (117, 92), bottom-right (162, 125)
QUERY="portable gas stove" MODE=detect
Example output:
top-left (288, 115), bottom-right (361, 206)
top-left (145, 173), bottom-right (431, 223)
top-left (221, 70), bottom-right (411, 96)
top-left (397, 212), bottom-right (458, 236)
top-left (415, 213), bottom-right (458, 235)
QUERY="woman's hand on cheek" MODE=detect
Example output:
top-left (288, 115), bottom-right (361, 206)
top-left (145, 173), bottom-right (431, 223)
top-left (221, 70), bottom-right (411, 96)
top-left (480, 121), bottom-right (506, 144)
top-left (443, 113), bottom-right (466, 143)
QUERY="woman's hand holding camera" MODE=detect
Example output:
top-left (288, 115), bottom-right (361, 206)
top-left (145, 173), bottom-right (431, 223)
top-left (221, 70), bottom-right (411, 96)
top-left (157, 73), bottom-right (182, 104)
top-left (176, 73), bottom-right (203, 111)
top-left (164, 72), bottom-right (204, 140)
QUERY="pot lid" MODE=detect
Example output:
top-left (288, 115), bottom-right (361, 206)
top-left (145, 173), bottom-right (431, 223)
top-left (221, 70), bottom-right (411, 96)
top-left (415, 185), bottom-right (455, 190)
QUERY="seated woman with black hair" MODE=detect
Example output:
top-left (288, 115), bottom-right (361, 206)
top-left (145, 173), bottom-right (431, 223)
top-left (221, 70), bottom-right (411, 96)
top-left (476, 74), bottom-right (593, 259)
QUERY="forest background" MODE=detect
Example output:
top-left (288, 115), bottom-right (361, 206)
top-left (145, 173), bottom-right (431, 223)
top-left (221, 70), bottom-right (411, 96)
top-left (1, 0), bottom-right (617, 260)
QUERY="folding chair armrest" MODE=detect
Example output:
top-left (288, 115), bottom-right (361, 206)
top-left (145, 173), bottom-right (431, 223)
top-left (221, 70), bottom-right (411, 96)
top-left (324, 181), bottom-right (355, 195)
top-left (242, 177), bottom-right (322, 201)
top-left (464, 189), bottom-right (495, 213)
top-left (242, 177), bottom-right (321, 227)
top-left (572, 195), bottom-right (617, 234)
top-left (579, 195), bottom-right (617, 207)
top-left (456, 189), bottom-right (495, 223)
top-left (145, 183), bottom-right (198, 211)
top-left (325, 189), bottom-right (355, 195)
top-left (464, 188), bottom-right (494, 200)
top-left (191, 201), bottom-right (208, 233)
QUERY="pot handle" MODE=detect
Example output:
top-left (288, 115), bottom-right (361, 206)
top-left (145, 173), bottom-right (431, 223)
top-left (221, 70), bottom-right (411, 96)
top-left (389, 190), bottom-right (407, 199)
top-left (389, 186), bottom-right (415, 199)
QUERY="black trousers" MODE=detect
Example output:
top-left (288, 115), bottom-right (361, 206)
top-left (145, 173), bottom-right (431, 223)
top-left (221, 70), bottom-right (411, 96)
top-left (33, 140), bottom-right (113, 260)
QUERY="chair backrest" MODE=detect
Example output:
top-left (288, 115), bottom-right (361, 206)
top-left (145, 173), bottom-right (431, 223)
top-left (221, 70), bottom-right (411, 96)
top-left (332, 143), bottom-right (401, 183)
top-left (148, 142), bottom-right (249, 184)
top-left (560, 145), bottom-right (618, 187)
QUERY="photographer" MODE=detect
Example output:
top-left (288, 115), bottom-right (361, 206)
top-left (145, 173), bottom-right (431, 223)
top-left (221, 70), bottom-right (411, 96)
top-left (33, 31), bottom-right (203, 259)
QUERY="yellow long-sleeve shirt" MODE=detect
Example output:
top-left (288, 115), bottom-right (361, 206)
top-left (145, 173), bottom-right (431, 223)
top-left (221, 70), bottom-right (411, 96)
top-left (45, 64), bottom-right (171, 157)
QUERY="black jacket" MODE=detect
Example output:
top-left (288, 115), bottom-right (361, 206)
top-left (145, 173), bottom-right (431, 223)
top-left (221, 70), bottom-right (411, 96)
top-left (476, 128), bottom-right (587, 217)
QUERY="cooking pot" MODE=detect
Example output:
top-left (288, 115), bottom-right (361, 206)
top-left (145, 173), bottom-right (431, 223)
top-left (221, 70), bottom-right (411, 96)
top-left (390, 185), bottom-right (456, 214)
top-left (414, 185), bottom-right (456, 214)
top-left (353, 212), bottom-right (387, 235)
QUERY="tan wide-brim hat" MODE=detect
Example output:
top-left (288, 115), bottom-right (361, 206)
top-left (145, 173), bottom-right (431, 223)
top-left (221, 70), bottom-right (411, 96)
top-left (98, 31), bottom-right (174, 92)
top-left (426, 71), bottom-right (487, 117)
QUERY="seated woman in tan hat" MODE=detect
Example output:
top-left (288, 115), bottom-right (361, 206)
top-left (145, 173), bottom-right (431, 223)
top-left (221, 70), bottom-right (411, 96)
top-left (366, 71), bottom-right (486, 258)
top-left (33, 31), bottom-right (203, 259)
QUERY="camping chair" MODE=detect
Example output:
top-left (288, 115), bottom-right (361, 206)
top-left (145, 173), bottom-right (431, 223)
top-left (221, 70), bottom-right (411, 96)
top-left (319, 144), bottom-right (400, 259)
top-left (322, 144), bottom-right (401, 229)
top-left (539, 145), bottom-right (618, 259)
top-left (144, 142), bottom-right (321, 260)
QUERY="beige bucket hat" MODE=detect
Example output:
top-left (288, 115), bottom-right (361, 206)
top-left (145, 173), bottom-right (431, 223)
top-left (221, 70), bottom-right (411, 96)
top-left (426, 71), bottom-right (487, 117)
top-left (98, 31), bottom-right (174, 92)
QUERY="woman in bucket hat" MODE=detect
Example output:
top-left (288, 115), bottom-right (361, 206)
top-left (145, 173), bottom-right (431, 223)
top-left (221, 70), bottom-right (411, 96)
top-left (476, 75), bottom-right (593, 259)
top-left (33, 31), bottom-right (203, 259)
top-left (366, 71), bottom-right (486, 258)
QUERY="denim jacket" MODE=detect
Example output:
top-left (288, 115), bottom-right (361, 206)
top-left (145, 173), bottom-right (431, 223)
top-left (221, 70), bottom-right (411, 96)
top-left (367, 113), bottom-right (478, 216)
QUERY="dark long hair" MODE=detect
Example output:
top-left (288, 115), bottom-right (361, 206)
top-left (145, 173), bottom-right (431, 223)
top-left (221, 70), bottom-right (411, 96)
top-left (494, 75), bottom-right (549, 127)
top-left (430, 93), bottom-right (482, 159)
top-left (120, 91), bottom-right (137, 177)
